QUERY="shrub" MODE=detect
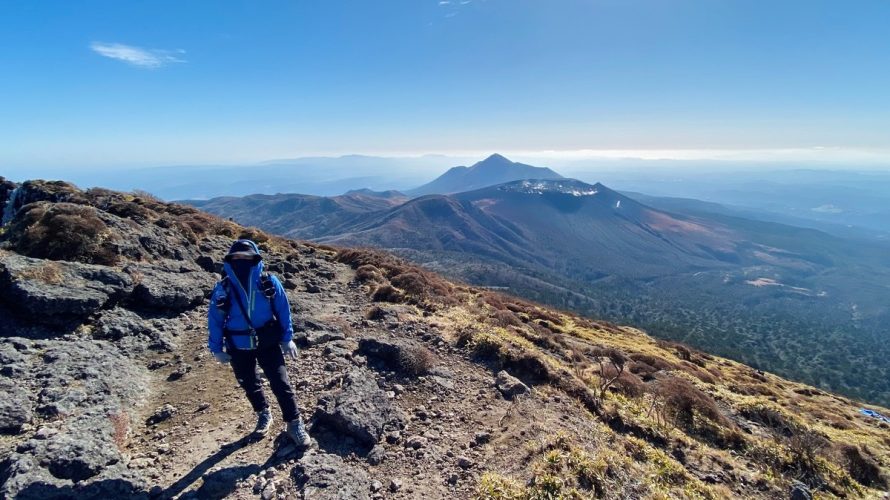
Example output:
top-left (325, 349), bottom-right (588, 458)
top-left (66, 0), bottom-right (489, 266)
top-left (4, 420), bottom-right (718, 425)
top-left (786, 425), bottom-right (830, 486)
top-left (7, 203), bottom-right (118, 265)
top-left (104, 199), bottom-right (153, 222)
top-left (397, 344), bottom-right (436, 376)
top-left (591, 347), bottom-right (627, 399)
top-left (371, 284), bottom-right (403, 303)
top-left (628, 353), bottom-right (674, 372)
top-left (238, 227), bottom-right (270, 243)
top-left (738, 402), bottom-right (795, 437)
top-left (840, 445), bottom-right (887, 489)
top-left (389, 272), bottom-right (427, 296)
top-left (650, 376), bottom-right (729, 431)
top-left (355, 264), bottom-right (384, 283)
top-left (491, 309), bottom-right (523, 328)
top-left (613, 371), bottom-right (646, 398)
top-left (364, 305), bottom-right (387, 321)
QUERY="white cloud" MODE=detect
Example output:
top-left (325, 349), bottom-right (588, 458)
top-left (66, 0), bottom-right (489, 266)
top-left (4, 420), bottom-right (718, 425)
top-left (90, 42), bottom-right (186, 69)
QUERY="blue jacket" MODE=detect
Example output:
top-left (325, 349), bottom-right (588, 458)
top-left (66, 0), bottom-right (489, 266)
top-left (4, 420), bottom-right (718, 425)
top-left (207, 251), bottom-right (294, 352)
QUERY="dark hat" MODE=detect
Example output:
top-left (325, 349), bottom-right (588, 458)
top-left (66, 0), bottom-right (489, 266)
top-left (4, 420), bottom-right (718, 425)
top-left (224, 240), bottom-right (261, 261)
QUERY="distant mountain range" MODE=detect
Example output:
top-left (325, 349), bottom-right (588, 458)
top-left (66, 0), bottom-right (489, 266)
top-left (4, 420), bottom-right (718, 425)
top-left (187, 155), bottom-right (890, 405)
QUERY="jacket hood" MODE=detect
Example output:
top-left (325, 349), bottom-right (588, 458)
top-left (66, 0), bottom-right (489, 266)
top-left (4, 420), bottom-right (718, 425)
top-left (224, 239), bottom-right (262, 262)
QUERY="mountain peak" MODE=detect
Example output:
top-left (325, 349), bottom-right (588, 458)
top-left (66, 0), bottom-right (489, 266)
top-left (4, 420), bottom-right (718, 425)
top-left (479, 153), bottom-right (511, 164)
top-left (408, 156), bottom-right (564, 196)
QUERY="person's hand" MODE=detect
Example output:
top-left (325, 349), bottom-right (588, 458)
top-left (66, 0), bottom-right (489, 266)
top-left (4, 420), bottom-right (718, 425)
top-left (280, 340), bottom-right (298, 359)
top-left (212, 350), bottom-right (231, 363)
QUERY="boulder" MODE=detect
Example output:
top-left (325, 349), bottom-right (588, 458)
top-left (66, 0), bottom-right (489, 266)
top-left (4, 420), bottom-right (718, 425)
top-left (495, 370), bottom-right (530, 399)
top-left (292, 451), bottom-right (370, 500)
top-left (313, 370), bottom-right (404, 447)
top-left (0, 253), bottom-right (132, 323)
top-left (126, 265), bottom-right (215, 312)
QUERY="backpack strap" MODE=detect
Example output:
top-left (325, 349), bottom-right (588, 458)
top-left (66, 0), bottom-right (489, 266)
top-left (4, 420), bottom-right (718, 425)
top-left (216, 274), bottom-right (279, 328)
top-left (259, 273), bottom-right (279, 323)
top-left (214, 277), bottom-right (232, 328)
top-left (260, 273), bottom-right (276, 299)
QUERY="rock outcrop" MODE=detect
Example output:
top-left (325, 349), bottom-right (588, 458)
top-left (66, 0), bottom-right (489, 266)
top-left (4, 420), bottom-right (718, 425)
top-left (313, 370), bottom-right (405, 447)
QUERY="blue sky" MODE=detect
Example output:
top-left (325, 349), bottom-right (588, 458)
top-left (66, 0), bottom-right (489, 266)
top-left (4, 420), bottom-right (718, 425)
top-left (2, 0), bottom-right (890, 168)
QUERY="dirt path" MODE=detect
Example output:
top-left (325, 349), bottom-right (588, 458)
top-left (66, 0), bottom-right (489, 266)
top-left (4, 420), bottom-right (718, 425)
top-left (125, 258), bottom-right (597, 500)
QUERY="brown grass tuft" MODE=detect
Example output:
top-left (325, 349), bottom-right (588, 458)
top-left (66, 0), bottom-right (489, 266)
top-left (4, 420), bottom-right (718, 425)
top-left (397, 344), bottom-right (437, 376)
top-left (15, 261), bottom-right (64, 284)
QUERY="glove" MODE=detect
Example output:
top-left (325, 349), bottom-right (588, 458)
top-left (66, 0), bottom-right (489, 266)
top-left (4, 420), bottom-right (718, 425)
top-left (281, 340), bottom-right (298, 359)
top-left (212, 350), bottom-right (231, 363)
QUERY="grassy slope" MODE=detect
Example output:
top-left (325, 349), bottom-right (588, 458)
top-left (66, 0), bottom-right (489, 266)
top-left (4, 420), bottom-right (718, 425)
top-left (332, 248), bottom-right (890, 499)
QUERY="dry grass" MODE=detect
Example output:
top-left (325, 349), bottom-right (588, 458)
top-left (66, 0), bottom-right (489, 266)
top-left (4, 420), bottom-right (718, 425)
top-left (8, 202), bottom-right (118, 265)
top-left (397, 344), bottom-right (437, 376)
top-left (15, 261), bottom-right (64, 284)
top-left (364, 305), bottom-right (387, 321)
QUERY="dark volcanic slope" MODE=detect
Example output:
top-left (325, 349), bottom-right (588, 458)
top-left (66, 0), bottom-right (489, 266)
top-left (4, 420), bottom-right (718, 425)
top-left (407, 154), bottom-right (564, 196)
top-left (324, 179), bottom-right (778, 279)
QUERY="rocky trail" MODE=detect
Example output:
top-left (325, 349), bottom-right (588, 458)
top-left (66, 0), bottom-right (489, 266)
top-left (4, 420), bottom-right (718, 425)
top-left (128, 243), bottom-right (596, 500)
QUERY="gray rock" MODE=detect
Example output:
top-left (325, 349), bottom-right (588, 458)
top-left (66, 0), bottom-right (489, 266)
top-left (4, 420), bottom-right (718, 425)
top-left (495, 370), bottom-right (530, 399)
top-left (405, 435), bottom-right (428, 450)
top-left (293, 451), bottom-right (370, 500)
top-left (367, 445), bottom-right (386, 465)
top-left (146, 404), bottom-right (177, 425)
top-left (0, 341), bottom-right (29, 376)
top-left (21, 414), bottom-right (123, 482)
top-left (0, 253), bottom-right (132, 323)
top-left (313, 370), bottom-right (405, 447)
top-left (0, 378), bottom-right (32, 433)
top-left (308, 330), bottom-right (347, 346)
top-left (127, 265), bottom-right (215, 312)
top-left (474, 431), bottom-right (492, 445)
top-left (389, 479), bottom-right (402, 492)
top-left (790, 481), bottom-right (812, 500)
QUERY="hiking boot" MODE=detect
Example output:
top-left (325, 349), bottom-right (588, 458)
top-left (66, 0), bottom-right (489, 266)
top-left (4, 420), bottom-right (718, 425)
top-left (254, 408), bottom-right (273, 437)
top-left (286, 417), bottom-right (312, 448)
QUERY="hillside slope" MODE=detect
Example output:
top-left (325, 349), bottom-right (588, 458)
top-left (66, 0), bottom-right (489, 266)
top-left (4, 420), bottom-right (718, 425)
top-left (0, 178), bottom-right (888, 499)
top-left (192, 177), bottom-right (890, 406)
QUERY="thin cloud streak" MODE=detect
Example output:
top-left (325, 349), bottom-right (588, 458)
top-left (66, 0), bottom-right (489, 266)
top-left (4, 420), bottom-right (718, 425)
top-left (90, 42), bottom-right (186, 68)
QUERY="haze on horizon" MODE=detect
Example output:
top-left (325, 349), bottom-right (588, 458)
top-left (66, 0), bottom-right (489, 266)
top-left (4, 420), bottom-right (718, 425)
top-left (2, 0), bottom-right (890, 172)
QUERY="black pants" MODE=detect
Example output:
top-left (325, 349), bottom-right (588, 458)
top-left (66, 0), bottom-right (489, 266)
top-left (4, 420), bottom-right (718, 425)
top-left (229, 345), bottom-right (300, 422)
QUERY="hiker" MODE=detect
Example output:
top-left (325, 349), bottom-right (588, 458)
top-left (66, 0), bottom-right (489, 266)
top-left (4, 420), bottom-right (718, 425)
top-left (207, 239), bottom-right (311, 448)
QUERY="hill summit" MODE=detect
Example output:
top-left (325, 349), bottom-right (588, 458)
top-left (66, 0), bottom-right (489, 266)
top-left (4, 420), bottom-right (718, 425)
top-left (407, 154), bottom-right (564, 196)
top-left (0, 177), bottom-right (888, 499)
